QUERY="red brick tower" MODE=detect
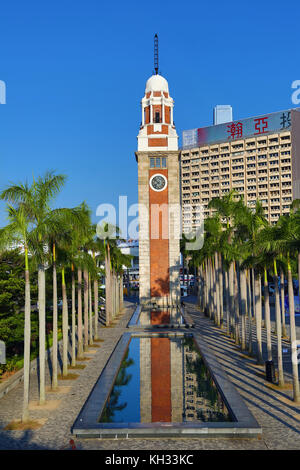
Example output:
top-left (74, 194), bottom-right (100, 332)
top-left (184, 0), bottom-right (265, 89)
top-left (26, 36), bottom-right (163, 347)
top-left (135, 73), bottom-right (181, 307)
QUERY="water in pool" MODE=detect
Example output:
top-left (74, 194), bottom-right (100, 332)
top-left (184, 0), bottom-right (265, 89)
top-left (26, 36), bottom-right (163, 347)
top-left (137, 307), bottom-right (184, 326)
top-left (99, 335), bottom-right (232, 424)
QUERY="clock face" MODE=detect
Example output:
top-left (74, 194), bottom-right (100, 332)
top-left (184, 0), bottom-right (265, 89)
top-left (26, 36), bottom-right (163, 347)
top-left (150, 174), bottom-right (167, 192)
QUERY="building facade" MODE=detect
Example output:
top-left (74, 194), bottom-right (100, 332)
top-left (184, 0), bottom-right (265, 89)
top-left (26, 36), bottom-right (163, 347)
top-left (136, 73), bottom-right (181, 307)
top-left (213, 105), bottom-right (233, 125)
top-left (181, 108), bottom-right (300, 233)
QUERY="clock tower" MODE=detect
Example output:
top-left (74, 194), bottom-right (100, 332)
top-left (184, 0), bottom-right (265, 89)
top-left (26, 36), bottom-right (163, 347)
top-left (135, 66), bottom-right (181, 307)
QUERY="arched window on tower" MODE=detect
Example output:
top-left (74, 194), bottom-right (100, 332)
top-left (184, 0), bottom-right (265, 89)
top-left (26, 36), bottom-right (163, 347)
top-left (155, 111), bottom-right (161, 123)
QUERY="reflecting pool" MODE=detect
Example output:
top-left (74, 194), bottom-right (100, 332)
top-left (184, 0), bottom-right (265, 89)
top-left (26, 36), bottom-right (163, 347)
top-left (99, 335), bottom-right (232, 424)
top-left (129, 307), bottom-right (185, 327)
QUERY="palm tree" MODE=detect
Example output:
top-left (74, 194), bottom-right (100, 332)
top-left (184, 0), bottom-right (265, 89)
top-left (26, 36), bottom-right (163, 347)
top-left (111, 249), bottom-right (132, 315)
top-left (291, 199), bottom-right (300, 297)
top-left (273, 259), bottom-right (284, 386)
top-left (51, 244), bottom-right (72, 378)
top-left (234, 200), bottom-right (268, 363)
top-left (272, 214), bottom-right (300, 402)
top-left (0, 205), bottom-right (31, 422)
top-left (61, 264), bottom-right (68, 377)
top-left (259, 213), bottom-right (300, 398)
top-left (91, 240), bottom-right (105, 340)
top-left (1, 172), bottom-right (66, 404)
top-left (47, 206), bottom-right (84, 387)
top-left (209, 190), bottom-right (240, 335)
top-left (71, 263), bottom-right (76, 366)
top-left (51, 241), bottom-right (59, 388)
top-left (88, 273), bottom-right (93, 344)
top-left (82, 223), bottom-right (104, 342)
top-left (280, 264), bottom-right (287, 337)
top-left (96, 223), bottom-right (121, 325)
top-left (67, 202), bottom-right (91, 358)
top-left (258, 222), bottom-right (290, 387)
top-left (83, 267), bottom-right (89, 350)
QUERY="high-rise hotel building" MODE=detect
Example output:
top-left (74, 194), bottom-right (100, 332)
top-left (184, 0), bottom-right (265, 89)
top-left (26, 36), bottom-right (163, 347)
top-left (181, 108), bottom-right (300, 232)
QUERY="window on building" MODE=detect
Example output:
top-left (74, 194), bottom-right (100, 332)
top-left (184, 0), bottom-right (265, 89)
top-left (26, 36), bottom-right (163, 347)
top-left (150, 156), bottom-right (167, 168)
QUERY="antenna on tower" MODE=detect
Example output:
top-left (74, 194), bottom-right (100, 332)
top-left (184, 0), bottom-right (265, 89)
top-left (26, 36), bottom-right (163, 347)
top-left (154, 34), bottom-right (159, 75)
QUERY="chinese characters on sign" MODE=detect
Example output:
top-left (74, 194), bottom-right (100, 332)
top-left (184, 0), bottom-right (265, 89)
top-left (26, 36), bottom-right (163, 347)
top-left (227, 122), bottom-right (243, 140)
top-left (280, 111), bottom-right (291, 129)
top-left (254, 117), bottom-right (269, 135)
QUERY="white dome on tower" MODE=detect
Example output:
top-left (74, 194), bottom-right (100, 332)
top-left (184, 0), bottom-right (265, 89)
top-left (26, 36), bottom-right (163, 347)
top-left (145, 74), bottom-right (169, 94)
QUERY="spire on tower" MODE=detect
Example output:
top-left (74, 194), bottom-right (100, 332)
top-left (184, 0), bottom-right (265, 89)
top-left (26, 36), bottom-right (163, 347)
top-left (154, 34), bottom-right (159, 75)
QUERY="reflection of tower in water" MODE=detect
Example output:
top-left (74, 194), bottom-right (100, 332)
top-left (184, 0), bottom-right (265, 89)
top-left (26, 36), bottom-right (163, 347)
top-left (139, 337), bottom-right (230, 423)
top-left (138, 307), bottom-right (182, 326)
top-left (140, 337), bottom-right (183, 423)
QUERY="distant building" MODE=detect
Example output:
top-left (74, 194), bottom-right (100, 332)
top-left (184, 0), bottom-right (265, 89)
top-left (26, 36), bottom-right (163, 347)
top-left (181, 108), bottom-right (300, 232)
top-left (118, 240), bottom-right (139, 282)
top-left (213, 105), bottom-right (233, 125)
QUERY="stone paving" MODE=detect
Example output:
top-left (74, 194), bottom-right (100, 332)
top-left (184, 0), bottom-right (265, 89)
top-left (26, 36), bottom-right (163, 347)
top-left (0, 298), bottom-right (299, 450)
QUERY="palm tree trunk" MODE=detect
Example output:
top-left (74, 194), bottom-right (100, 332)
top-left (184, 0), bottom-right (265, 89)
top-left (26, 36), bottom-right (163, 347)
top-left (116, 274), bottom-right (120, 315)
top-left (71, 266), bottom-right (76, 367)
top-left (83, 269), bottom-right (89, 351)
top-left (203, 262), bottom-right (207, 313)
top-left (247, 269), bottom-right (253, 355)
top-left (212, 258), bottom-right (217, 323)
top-left (126, 268), bottom-right (130, 298)
top-left (62, 268), bottom-right (68, 377)
top-left (120, 274), bottom-right (123, 311)
top-left (225, 270), bottom-right (230, 335)
top-left (280, 269), bottom-right (287, 337)
top-left (52, 249), bottom-right (58, 389)
top-left (214, 252), bottom-right (220, 327)
top-left (77, 268), bottom-right (83, 357)
top-left (94, 278), bottom-right (99, 340)
top-left (218, 253), bottom-right (224, 327)
top-left (274, 260), bottom-right (284, 387)
top-left (197, 265), bottom-right (201, 307)
top-left (240, 269), bottom-right (247, 351)
top-left (113, 271), bottom-right (116, 318)
top-left (208, 259), bottom-right (212, 319)
top-left (38, 264), bottom-right (46, 405)
top-left (22, 248), bottom-right (31, 422)
top-left (255, 273), bottom-right (264, 365)
top-left (113, 271), bottom-right (117, 318)
top-left (113, 272), bottom-right (117, 317)
top-left (201, 264), bottom-right (205, 311)
top-left (210, 258), bottom-right (214, 320)
top-left (229, 262), bottom-right (234, 338)
top-left (264, 267), bottom-right (272, 361)
top-left (259, 276), bottom-right (263, 327)
top-left (105, 246), bottom-right (111, 326)
top-left (287, 259), bottom-right (300, 402)
top-left (251, 268), bottom-right (256, 320)
top-left (88, 274), bottom-right (93, 345)
top-left (234, 262), bottom-right (240, 345)
top-left (199, 265), bottom-right (204, 309)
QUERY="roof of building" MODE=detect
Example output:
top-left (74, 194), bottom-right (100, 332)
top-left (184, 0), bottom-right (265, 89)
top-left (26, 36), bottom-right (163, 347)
top-left (145, 74), bottom-right (169, 94)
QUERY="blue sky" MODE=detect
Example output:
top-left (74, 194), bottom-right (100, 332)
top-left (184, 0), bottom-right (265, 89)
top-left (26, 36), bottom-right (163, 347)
top-left (0, 0), bottom-right (299, 228)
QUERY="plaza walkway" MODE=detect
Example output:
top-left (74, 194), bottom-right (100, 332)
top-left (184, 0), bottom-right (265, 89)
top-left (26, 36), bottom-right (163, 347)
top-left (0, 298), bottom-right (299, 450)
